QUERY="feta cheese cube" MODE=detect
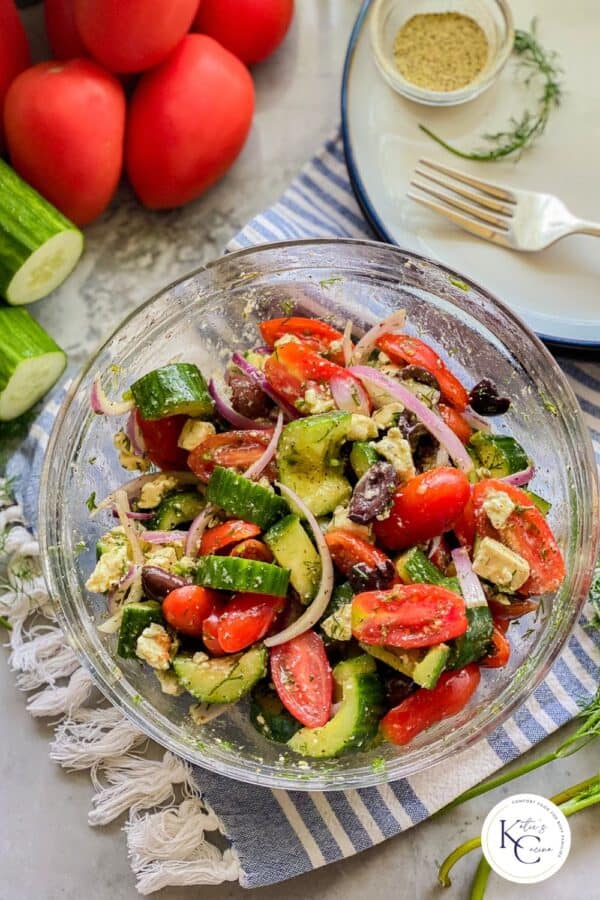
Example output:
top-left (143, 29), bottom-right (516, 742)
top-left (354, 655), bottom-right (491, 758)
top-left (482, 489), bottom-right (516, 531)
top-left (177, 419), bottom-right (216, 451)
top-left (155, 669), bottom-right (184, 696)
top-left (113, 431), bottom-right (151, 472)
top-left (328, 505), bottom-right (373, 542)
top-left (372, 403), bottom-right (405, 430)
top-left (138, 474), bottom-right (180, 509)
top-left (472, 537), bottom-right (530, 592)
top-left (321, 602), bottom-right (352, 641)
top-left (136, 623), bottom-right (173, 670)
top-left (374, 428), bottom-right (415, 481)
top-left (348, 414), bottom-right (378, 441)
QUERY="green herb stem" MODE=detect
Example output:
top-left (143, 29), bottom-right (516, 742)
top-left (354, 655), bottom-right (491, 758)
top-left (438, 837), bottom-right (482, 887)
top-left (469, 858), bottom-right (492, 900)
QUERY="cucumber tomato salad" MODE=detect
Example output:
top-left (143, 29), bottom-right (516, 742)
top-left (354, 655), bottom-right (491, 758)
top-left (86, 312), bottom-right (565, 758)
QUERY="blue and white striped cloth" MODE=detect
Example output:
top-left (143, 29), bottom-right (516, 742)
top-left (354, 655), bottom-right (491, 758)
top-left (9, 131), bottom-right (599, 889)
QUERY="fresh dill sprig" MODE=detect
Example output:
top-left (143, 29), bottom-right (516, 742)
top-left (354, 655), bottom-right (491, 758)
top-left (419, 23), bottom-right (563, 162)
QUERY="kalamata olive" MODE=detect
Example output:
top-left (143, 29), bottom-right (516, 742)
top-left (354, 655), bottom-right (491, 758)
top-left (349, 461), bottom-right (397, 524)
top-left (225, 369), bottom-right (272, 418)
top-left (141, 566), bottom-right (189, 602)
top-left (348, 558), bottom-right (396, 593)
top-left (384, 673), bottom-right (419, 708)
top-left (395, 410), bottom-right (428, 450)
top-left (468, 379), bottom-right (511, 416)
top-left (399, 364), bottom-right (440, 390)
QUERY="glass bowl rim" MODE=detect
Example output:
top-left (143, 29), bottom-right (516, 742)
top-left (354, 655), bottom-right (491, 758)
top-left (39, 237), bottom-right (599, 791)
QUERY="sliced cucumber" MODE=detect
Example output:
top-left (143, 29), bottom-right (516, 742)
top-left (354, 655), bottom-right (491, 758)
top-left (195, 555), bottom-right (290, 596)
top-left (250, 683), bottom-right (302, 743)
top-left (117, 601), bottom-right (163, 659)
top-left (446, 607), bottom-right (493, 669)
top-left (264, 514), bottom-right (321, 604)
top-left (0, 309), bottom-right (66, 421)
top-left (360, 642), bottom-right (449, 689)
top-left (349, 441), bottom-right (379, 479)
top-left (468, 431), bottom-right (530, 478)
top-left (0, 160), bottom-right (83, 306)
top-left (131, 363), bottom-right (214, 420)
top-left (173, 645), bottom-right (267, 704)
top-left (207, 466), bottom-right (288, 529)
top-left (287, 655), bottom-right (383, 758)
top-left (394, 546), bottom-right (459, 593)
top-left (321, 582), bottom-right (354, 642)
top-left (151, 490), bottom-right (204, 531)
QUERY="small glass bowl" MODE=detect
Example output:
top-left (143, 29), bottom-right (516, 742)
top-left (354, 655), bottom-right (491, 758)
top-left (370, 0), bottom-right (514, 106)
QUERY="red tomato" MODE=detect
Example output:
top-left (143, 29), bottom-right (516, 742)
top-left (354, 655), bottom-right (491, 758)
top-left (74, 0), bottom-right (198, 73)
top-left (259, 317), bottom-right (345, 365)
top-left (126, 35), bottom-right (254, 210)
top-left (472, 479), bottom-right (565, 595)
top-left (480, 626), bottom-right (510, 668)
top-left (135, 410), bottom-right (188, 471)
top-left (193, 0), bottom-right (294, 65)
top-left (439, 403), bottom-right (473, 445)
top-left (270, 631), bottom-right (332, 728)
top-left (488, 597), bottom-right (538, 623)
top-left (452, 493), bottom-right (476, 551)
top-left (380, 665), bottom-right (481, 746)
top-left (376, 333), bottom-right (469, 411)
top-left (352, 584), bottom-right (468, 649)
top-left (202, 602), bottom-right (227, 655)
top-left (44, 0), bottom-right (87, 60)
top-left (0, 0), bottom-right (30, 154)
top-left (4, 59), bottom-right (125, 226)
top-left (162, 584), bottom-right (219, 638)
top-left (217, 592), bottom-right (285, 653)
top-left (264, 340), bottom-right (365, 409)
top-left (229, 538), bottom-right (274, 562)
top-left (325, 529), bottom-right (395, 591)
top-left (188, 428), bottom-right (274, 482)
top-left (200, 520), bottom-right (261, 556)
top-left (374, 467), bottom-right (471, 551)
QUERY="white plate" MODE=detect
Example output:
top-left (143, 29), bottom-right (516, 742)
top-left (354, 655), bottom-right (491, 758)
top-left (342, 0), bottom-right (600, 347)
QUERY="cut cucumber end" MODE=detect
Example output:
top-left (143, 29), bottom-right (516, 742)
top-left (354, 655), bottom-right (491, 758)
top-left (6, 229), bottom-right (83, 306)
top-left (0, 351), bottom-right (66, 421)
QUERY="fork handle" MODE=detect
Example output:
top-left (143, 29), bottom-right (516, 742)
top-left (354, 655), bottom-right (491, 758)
top-left (573, 220), bottom-right (600, 238)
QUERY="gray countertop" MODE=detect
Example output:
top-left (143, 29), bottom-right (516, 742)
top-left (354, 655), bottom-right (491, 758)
top-left (1, 3), bottom-right (597, 898)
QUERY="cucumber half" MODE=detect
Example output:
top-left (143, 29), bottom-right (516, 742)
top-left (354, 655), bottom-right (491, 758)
top-left (0, 160), bottom-right (83, 306)
top-left (0, 309), bottom-right (67, 421)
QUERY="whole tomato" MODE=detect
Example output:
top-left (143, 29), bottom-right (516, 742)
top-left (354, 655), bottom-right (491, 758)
top-left (0, 0), bottom-right (30, 153)
top-left (44, 0), bottom-right (87, 60)
top-left (74, 0), bottom-right (199, 73)
top-left (193, 0), bottom-right (294, 65)
top-left (126, 35), bottom-right (254, 210)
top-left (4, 59), bottom-right (125, 225)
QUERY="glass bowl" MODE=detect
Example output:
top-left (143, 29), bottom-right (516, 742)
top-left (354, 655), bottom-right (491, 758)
top-left (40, 239), bottom-right (598, 791)
top-left (370, 0), bottom-right (514, 107)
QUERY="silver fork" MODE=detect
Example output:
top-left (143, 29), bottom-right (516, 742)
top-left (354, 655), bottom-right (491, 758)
top-left (408, 158), bottom-right (600, 252)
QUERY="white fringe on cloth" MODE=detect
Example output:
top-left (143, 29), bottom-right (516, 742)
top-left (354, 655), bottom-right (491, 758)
top-left (0, 478), bottom-right (240, 893)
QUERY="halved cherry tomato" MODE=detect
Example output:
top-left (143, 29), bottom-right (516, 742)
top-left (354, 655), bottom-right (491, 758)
top-left (472, 479), bottom-right (565, 595)
top-left (264, 340), bottom-right (367, 410)
top-left (376, 333), bottom-right (469, 411)
top-left (352, 584), bottom-right (468, 648)
top-left (325, 529), bottom-right (395, 591)
top-left (380, 664), bottom-right (480, 746)
top-left (202, 600), bottom-right (227, 656)
top-left (200, 520), bottom-right (261, 556)
top-left (134, 410), bottom-right (188, 470)
top-left (374, 467), bottom-right (471, 551)
top-left (188, 428), bottom-right (275, 482)
top-left (452, 493), bottom-right (476, 552)
top-left (480, 626), bottom-right (510, 668)
top-left (229, 538), bottom-right (274, 562)
top-left (217, 592), bottom-right (286, 652)
top-left (270, 631), bottom-right (332, 728)
top-left (259, 317), bottom-right (345, 364)
top-left (162, 585), bottom-right (219, 638)
top-left (439, 402), bottom-right (473, 445)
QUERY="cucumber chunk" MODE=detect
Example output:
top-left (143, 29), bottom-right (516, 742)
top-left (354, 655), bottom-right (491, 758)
top-left (195, 555), bottom-right (290, 596)
top-left (349, 441), bottom-right (379, 479)
top-left (446, 607), bottom-right (493, 669)
top-left (131, 363), bottom-right (214, 420)
top-left (264, 515), bottom-right (321, 604)
top-left (117, 601), bottom-right (163, 659)
top-left (468, 431), bottom-right (530, 478)
top-left (151, 490), bottom-right (204, 531)
top-left (0, 308), bottom-right (67, 421)
top-left (321, 582), bottom-right (354, 643)
top-left (277, 411), bottom-right (352, 516)
top-left (360, 642), bottom-right (449, 689)
top-left (173, 645), bottom-right (267, 704)
top-left (287, 655), bottom-right (383, 758)
top-left (394, 546), bottom-right (459, 593)
top-left (250, 683), bottom-right (301, 743)
top-left (207, 466), bottom-right (288, 529)
top-left (0, 159), bottom-right (83, 306)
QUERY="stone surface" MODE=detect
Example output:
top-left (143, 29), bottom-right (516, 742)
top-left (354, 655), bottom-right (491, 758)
top-left (1, 4), bottom-right (597, 899)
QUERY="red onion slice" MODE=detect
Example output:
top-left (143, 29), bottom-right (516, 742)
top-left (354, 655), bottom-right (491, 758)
top-left (90, 374), bottom-right (135, 417)
top-left (95, 472), bottom-right (199, 516)
top-left (351, 310), bottom-right (406, 364)
top-left (244, 411), bottom-right (284, 480)
top-left (451, 547), bottom-right (488, 608)
top-left (428, 535), bottom-right (442, 561)
top-left (113, 490), bottom-right (144, 603)
top-left (349, 366), bottom-right (473, 472)
top-left (463, 407), bottom-right (492, 433)
top-left (208, 377), bottom-right (271, 431)
top-left (330, 374), bottom-right (370, 416)
top-left (342, 320), bottom-right (354, 367)
top-left (107, 563), bottom-right (141, 611)
top-left (141, 530), bottom-right (188, 544)
top-left (111, 508), bottom-right (154, 522)
top-left (500, 465), bottom-right (535, 487)
top-left (264, 482), bottom-right (334, 648)
top-left (231, 352), bottom-right (299, 421)
top-left (126, 411), bottom-right (146, 455)
top-left (185, 504), bottom-right (216, 558)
